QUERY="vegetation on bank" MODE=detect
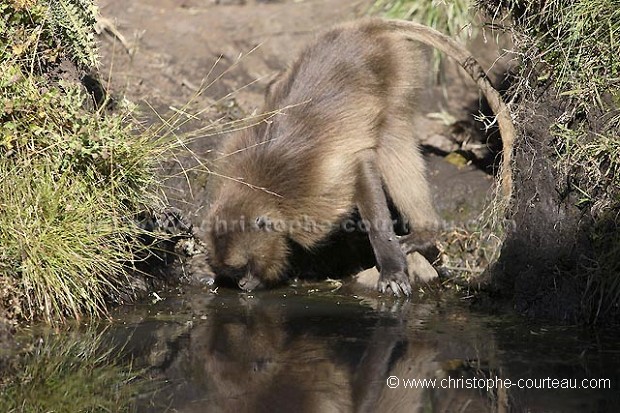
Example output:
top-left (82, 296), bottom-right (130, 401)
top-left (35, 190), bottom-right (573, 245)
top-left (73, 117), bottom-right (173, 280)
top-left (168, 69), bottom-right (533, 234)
top-left (374, 0), bottom-right (620, 322)
top-left (479, 0), bottom-right (619, 322)
top-left (0, 0), bottom-right (172, 323)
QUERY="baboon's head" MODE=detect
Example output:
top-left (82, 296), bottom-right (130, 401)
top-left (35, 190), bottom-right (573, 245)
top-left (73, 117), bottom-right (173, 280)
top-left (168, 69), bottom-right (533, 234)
top-left (205, 188), bottom-right (290, 291)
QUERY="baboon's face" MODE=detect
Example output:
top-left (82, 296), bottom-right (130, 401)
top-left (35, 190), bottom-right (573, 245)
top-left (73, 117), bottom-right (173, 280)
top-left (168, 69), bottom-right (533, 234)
top-left (205, 203), bottom-right (289, 291)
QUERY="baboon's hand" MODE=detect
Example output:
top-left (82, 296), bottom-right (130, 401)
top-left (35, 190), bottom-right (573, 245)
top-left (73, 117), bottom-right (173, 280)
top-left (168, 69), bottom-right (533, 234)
top-left (378, 270), bottom-right (412, 297)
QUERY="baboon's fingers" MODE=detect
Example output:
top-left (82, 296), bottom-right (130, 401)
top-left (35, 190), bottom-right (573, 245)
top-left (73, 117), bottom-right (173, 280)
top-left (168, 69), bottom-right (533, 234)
top-left (379, 271), bottom-right (412, 297)
top-left (390, 281), bottom-right (403, 297)
top-left (379, 279), bottom-right (391, 296)
top-left (395, 278), bottom-right (412, 297)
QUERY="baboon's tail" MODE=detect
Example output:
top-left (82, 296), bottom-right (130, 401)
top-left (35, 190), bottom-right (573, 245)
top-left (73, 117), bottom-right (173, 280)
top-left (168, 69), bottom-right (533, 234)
top-left (385, 19), bottom-right (516, 205)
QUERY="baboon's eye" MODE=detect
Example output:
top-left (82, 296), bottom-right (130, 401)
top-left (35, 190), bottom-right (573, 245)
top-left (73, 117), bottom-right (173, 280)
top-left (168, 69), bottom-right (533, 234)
top-left (255, 216), bottom-right (269, 229)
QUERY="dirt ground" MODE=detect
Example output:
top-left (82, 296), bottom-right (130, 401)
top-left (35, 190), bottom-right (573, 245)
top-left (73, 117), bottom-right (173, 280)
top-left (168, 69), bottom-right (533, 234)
top-left (97, 0), bottom-right (501, 238)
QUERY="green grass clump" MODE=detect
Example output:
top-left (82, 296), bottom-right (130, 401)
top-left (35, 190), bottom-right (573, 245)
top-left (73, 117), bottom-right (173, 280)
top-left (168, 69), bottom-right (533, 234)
top-left (0, 66), bottom-right (168, 322)
top-left (0, 329), bottom-right (146, 412)
top-left (46, 0), bottom-right (100, 68)
top-left (554, 125), bottom-right (620, 210)
top-left (1, 63), bottom-right (162, 202)
top-left (0, 0), bottom-right (172, 323)
top-left (0, 160), bottom-right (139, 321)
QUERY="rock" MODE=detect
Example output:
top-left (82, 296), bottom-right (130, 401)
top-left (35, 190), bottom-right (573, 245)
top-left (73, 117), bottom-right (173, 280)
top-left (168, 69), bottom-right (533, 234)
top-left (352, 252), bottom-right (438, 291)
top-left (422, 133), bottom-right (459, 153)
top-left (407, 252), bottom-right (439, 283)
top-left (354, 267), bottom-right (380, 289)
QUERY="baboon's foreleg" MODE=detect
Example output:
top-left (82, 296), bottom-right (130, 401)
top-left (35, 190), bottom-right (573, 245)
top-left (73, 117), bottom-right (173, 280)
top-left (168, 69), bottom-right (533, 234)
top-left (356, 152), bottom-right (411, 297)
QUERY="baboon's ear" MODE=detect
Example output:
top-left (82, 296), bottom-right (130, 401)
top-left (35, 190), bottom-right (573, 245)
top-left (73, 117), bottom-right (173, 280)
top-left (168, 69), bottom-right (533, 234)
top-left (255, 216), bottom-right (269, 230)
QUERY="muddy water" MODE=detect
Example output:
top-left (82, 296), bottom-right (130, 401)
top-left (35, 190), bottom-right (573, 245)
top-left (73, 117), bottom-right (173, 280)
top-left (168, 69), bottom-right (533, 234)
top-left (7, 284), bottom-right (620, 412)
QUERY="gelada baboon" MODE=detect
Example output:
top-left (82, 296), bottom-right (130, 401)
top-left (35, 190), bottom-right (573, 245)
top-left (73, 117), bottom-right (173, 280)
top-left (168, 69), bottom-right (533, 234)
top-left (205, 18), bottom-right (515, 296)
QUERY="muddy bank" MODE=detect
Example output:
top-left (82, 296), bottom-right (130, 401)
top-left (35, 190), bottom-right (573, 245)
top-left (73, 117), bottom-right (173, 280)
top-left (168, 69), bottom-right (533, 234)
top-left (472, 1), bottom-right (620, 324)
top-left (490, 87), bottom-right (618, 323)
top-left (490, 90), bottom-right (584, 320)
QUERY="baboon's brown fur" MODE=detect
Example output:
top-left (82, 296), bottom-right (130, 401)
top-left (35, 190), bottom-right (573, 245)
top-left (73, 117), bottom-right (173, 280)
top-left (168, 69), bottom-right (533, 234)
top-left (205, 18), bottom-right (515, 295)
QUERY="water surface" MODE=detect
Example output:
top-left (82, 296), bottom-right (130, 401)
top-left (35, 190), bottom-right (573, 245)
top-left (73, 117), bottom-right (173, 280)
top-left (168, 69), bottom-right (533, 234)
top-left (6, 283), bottom-right (620, 412)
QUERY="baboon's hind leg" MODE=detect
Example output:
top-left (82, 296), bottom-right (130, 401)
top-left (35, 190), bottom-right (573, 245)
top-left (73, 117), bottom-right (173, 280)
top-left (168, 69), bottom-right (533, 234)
top-left (377, 116), bottom-right (439, 280)
top-left (399, 229), bottom-right (440, 263)
top-left (377, 120), bottom-right (440, 261)
top-left (376, 120), bottom-right (439, 230)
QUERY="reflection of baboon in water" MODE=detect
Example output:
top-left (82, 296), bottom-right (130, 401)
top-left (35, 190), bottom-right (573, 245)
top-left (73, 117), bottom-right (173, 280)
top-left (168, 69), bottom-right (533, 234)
top-left (159, 298), bottom-right (433, 412)
top-left (137, 295), bottom-right (501, 412)
top-left (183, 302), bottom-right (353, 412)
top-left (205, 18), bottom-right (515, 296)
